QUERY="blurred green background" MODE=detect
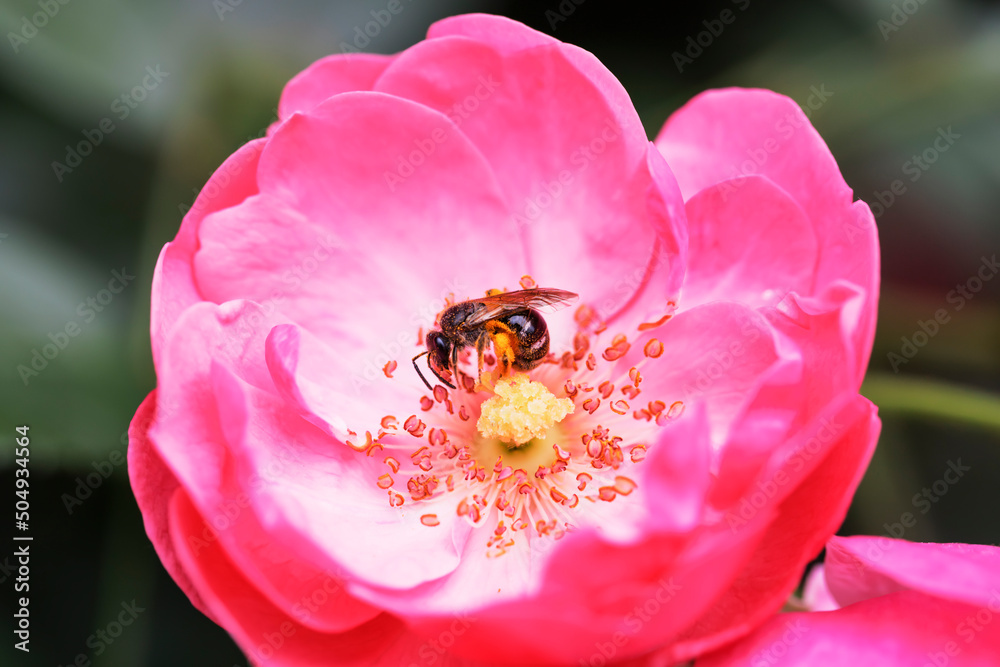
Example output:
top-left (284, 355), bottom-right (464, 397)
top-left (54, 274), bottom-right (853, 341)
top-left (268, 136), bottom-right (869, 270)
top-left (1, 0), bottom-right (998, 664)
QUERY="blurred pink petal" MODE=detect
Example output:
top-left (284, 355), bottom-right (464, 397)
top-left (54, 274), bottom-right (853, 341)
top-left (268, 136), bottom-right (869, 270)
top-left (801, 564), bottom-right (840, 612)
top-left (698, 540), bottom-right (1000, 666)
top-left (697, 589), bottom-right (1000, 666)
top-left (825, 536), bottom-right (1000, 609)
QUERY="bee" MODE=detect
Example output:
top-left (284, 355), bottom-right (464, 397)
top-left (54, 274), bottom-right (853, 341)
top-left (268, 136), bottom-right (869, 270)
top-left (412, 287), bottom-right (579, 391)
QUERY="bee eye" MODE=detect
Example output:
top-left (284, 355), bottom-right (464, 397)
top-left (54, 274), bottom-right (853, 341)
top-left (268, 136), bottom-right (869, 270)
top-left (427, 333), bottom-right (452, 369)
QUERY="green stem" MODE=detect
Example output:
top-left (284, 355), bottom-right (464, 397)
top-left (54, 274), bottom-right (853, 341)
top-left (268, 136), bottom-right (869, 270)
top-left (862, 373), bottom-right (1000, 433)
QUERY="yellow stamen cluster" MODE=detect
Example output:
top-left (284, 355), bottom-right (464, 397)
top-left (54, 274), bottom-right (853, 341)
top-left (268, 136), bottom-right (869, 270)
top-left (477, 374), bottom-right (574, 446)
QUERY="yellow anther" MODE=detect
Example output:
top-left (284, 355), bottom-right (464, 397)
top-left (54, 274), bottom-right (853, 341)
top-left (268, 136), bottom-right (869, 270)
top-left (477, 374), bottom-right (574, 447)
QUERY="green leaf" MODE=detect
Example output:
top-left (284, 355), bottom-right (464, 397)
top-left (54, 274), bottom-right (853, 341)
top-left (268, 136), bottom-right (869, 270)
top-left (862, 373), bottom-right (1000, 434)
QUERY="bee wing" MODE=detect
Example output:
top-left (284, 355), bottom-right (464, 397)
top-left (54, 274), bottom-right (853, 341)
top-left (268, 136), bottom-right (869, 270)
top-left (461, 288), bottom-right (579, 328)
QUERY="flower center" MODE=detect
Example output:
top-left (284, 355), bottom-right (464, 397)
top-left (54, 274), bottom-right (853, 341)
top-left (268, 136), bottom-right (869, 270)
top-left (477, 373), bottom-right (574, 447)
top-left (474, 420), bottom-right (568, 479)
top-left (352, 294), bottom-right (684, 557)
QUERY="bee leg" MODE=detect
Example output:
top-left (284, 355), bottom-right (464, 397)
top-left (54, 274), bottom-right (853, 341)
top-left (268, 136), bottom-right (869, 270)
top-left (475, 335), bottom-right (487, 385)
top-left (450, 343), bottom-right (460, 389)
top-left (484, 321), bottom-right (517, 378)
top-left (476, 336), bottom-right (486, 375)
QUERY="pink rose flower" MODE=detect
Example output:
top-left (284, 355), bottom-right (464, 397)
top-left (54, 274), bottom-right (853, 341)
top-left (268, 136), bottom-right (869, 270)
top-left (129, 13), bottom-right (880, 666)
top-left (697, 537), bottom-right (1000, 665)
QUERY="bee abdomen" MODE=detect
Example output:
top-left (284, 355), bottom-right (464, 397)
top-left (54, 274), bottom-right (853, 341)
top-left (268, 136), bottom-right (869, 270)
top-left (503, 309), bottom-right (549, 370)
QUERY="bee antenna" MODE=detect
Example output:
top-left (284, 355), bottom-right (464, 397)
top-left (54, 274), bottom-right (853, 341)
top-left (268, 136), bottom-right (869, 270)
top-left (436, 373), bottom-right (457, 390)
top-left (411, 351), bottom-right (434, 391)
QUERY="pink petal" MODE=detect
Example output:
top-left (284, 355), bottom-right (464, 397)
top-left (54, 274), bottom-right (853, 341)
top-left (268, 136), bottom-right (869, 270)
top-left (842, 200), bottom-right (880, 377)
top-left (151, 301), bottom-right (469, 620)
top-left (826, 536), bottom-right (1000, 609)
top-left (207, 360), bottom-right (383, 632)
top-left (278, 53), bottom-right (393, 120)
top-left (127, 391), bottom-right (213, 620)
top-left (151, 137), bottom-right (265, 367)
top-left (802, 564), bottom-right (841, 612)
top-left (655, 88), bottom-right (879, 373)
top-left (366, 405), bottom-right (741, 665)
top-left (193, 91), bottom-right (524, 350)
top-left (500, 516), bottom-right (770, 665)
top-left (681, 175), bottom-right (817, 311)
top-left (168, 490), bottom-right (490, 667)
top-left (665, 393), bottom-right (880, 663)
top-left (696, 590), bottom-right (1000, 667)
top-left (426, 14), bottom-right (646, 165)
top-left (151, 302), bottom-right (380, 630)
top-left (222, 373), bottom-right (473, 592)
top-left (264, 322), bottom-right (418, 443)
top-left (427, 13), bottom-right (558, 53)
top-left (425, 13), bottom-right (643, 159)
top-left (708, 283), bottom-right (870, 510)
top-left (654, 87), bottom-right (863, 291)
top-left (593, 144), bottom-right (689, 327)
top-left (374, 33), bottom-right (661, 321)
top-left (627, 301), bottom-right (784, 445)
top-left (765, 282), bottom-right (871, 404)
top-left (414, 527), bottom-right (765, 666)
top-left (641, 402), bottom-right (713, 534)
top-left (655, 89), bottom-right (846, 206)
